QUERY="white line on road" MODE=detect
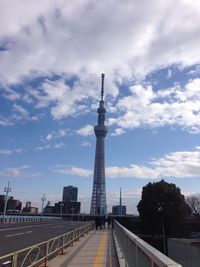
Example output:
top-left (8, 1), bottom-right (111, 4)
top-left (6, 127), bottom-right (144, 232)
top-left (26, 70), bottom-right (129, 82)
top-left (53, 226), bottom-right (63, 228)
top-left (5, 230), bottom-right (33, 238)
top-left (0, 223), bottom-right (62, 232)
top-left (5, 232), bottom-right (25, 237)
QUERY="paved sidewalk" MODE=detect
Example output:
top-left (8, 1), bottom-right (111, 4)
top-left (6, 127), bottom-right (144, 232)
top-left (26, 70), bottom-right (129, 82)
top-left (49, 228), bottom-right (119, 267)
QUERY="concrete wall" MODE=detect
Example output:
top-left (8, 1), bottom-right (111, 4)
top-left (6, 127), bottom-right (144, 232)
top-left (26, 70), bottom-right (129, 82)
top-left (168, 238), bottom-right (200, 267)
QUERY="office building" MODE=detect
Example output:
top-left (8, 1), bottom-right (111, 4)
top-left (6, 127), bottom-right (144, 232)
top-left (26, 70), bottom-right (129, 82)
top-left (62, 186), bottom-right (78, 202)
top-left (22, 201), bottom-right (38, 214)
top-left (0, 195), bottom-right (22, 213)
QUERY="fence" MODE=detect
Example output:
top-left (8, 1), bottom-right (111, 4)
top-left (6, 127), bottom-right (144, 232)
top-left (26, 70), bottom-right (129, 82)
top-left (0, 215), bottom-right (61, 223)
top-left (0, 222), bottom-right (94, 267)
top-left (113, 220), bottom-right (182, 267)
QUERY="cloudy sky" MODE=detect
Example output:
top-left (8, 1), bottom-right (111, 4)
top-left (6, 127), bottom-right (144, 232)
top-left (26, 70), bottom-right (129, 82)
top-left (1, 0), bottom-right (200, 213)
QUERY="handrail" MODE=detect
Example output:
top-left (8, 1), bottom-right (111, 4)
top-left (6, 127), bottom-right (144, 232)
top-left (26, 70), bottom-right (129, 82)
top-left (0, 222), bottom-right (94, 267)
top-left (113, 220), bottom-right (182, 267)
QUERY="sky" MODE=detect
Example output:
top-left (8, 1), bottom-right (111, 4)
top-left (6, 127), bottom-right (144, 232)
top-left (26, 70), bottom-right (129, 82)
top-left (0, 0), bottom-right (200, 214)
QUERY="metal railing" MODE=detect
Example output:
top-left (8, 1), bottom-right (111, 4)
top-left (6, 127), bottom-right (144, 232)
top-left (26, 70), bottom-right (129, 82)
top-left (0, 222), bottom-right (94, 267)
top-left (113, 220), bottom-right (182, 267)
top-left (0, 215), bottom-right (61, 223)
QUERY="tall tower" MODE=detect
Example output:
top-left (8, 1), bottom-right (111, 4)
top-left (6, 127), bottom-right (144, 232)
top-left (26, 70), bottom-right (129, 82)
top-left (90, 73), bottom-right (108, 215)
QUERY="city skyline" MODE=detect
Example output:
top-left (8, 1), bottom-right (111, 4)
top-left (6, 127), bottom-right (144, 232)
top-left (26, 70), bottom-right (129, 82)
top-left (1, 1), bottom-right (200, 213)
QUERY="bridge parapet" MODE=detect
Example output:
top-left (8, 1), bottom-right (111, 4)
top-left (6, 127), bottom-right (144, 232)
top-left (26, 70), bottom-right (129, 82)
top-left (113, 220), bottom-right (182, 267)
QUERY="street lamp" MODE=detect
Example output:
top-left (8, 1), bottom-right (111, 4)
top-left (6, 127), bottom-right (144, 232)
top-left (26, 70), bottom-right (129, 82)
top-left (71, 207), bottom-right (75, 221)
top-left (157, 202), bottom-right (167, 255)
top-left (41, 193), bottom-right (46, 219)
top-left (3, 181), bottom-right (11, 223)
top-left (60, 202), bottom-right (64, 219)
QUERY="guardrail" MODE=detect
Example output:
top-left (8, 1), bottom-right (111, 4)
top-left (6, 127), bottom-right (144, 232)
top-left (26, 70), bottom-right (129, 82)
top-left (0, 222), bottom-right (94, 267)
top-left (0, 215), bottom-right (61, 223)
top-left (113, 220), bottom-right (182, 267)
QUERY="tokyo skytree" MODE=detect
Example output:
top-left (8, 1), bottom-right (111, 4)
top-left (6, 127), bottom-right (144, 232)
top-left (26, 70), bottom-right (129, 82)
top-left (90, 73), bottom-right (108, 215)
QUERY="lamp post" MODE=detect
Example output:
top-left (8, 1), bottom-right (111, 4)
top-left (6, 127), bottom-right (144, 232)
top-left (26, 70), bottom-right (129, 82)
top-left (41, 193), bottom-right (46, 220)
top-left (71, 207), bottom-right (74, 221)
top-left (3, 181), bottom-right (11, 223)
top-left (60, 202), bottom-right (64, 219)
top-left (157, 203), bottom-right (167, 255)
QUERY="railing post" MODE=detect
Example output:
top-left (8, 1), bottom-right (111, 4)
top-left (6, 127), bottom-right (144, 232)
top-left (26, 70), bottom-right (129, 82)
top-left (44, 240), bottom-right (49, 267)
top-left (135, 245), bottom-right (137, 267)
top-left (71, 231), bottom-right (74, 246)
top-left (12, 253), bottom-right (18, 267)
top-left (61, 235), bottom-right (65, 255)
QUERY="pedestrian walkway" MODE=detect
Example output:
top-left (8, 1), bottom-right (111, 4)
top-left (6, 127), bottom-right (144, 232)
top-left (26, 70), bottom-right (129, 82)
top-left (49, 228), bottom-right (119, 267)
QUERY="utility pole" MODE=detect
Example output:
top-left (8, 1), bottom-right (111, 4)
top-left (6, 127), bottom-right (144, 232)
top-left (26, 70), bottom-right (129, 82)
top-left (41, 193), bottom-right (46, 219)
top-left (3, 181), bottom-right (11, 223)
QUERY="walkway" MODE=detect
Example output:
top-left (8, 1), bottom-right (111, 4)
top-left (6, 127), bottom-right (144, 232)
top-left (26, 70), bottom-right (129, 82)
top-left (49, 228), bottom-right (119, 267)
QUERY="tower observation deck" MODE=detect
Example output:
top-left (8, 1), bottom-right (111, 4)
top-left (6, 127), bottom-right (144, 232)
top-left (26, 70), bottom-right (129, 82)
top-left (90, 73), bottom-right (108, 215)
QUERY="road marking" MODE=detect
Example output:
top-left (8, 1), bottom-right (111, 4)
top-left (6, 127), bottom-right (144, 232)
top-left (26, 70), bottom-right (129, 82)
top-left (5, 232), bottom-right (25, 237)
top-left (5, 230), bottom-right (33, 237)
top-left (93, 231), bottom-right (108, 267)
top-left (25, 231), bottom-right (33, 234)
top-left (0, 223), bottom-right (62, 232)
top-left (53, 226), bottom-right (62, 228)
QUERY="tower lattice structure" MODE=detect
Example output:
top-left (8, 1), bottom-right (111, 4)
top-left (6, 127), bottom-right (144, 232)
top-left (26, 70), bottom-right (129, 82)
top-left (90, 73), bottom-right (108, 215)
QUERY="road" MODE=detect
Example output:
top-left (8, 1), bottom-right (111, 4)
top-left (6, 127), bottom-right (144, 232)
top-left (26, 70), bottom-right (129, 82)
top-left (0, 220), bottom-right (89, 256)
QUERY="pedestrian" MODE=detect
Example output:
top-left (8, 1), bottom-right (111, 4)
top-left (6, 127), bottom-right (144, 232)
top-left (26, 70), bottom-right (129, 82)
top-left (95, 216), bottom-right (100, 230)
top-left (107, 217), bottom-right (111, 228)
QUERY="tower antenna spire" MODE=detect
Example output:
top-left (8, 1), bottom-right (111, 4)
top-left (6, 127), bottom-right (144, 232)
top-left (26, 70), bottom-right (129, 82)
top-left (101, 73), bottom-right (105, 101)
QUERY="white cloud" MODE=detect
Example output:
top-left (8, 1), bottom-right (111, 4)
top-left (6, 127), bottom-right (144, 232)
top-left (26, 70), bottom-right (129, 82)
top-left (41, 76), bottom-right (117, 119)
top-left (0, 115), bottom-right (13, 126)
top-left (12, 103), bottom-right (39, 123)
top-left (45, 128), bottom-right (69, 141)
top-left (14, 148), bottom-right (24, 154)
top-left (53, 166), bottom-right (92, 177)
top-left (54, 146), bottom-right (200, 179)
top-left (81, 141), bottom-right (92, 147)
top-left (109, 79), bottom-right (200, 133)
top-left (0, 149), bottom-right (12, 155)
top-left (13, 103), bottom-right (29, 118)
top-left (0, 165), bottom-right (40, 177)
top-left (0, 1), bottom-right (200, 132)
top-left (0, 1), bottom-right (200, 85)
top-left (36, 144), bottom-right (51, 151)
top-left (111, 128), bottom-right (126, 136)
top-left (36, 142), bottom-right (65, 151)
top-left (76, 124), bottom-right (94, 136)
top-left (46, 134), bottom-right (53, 140)
top-left (54, 142), bottom-right (65, 149)
top-left (1, 87), bottom-right (21, 101)
top-left (0, 148), bottom-right (24, 155)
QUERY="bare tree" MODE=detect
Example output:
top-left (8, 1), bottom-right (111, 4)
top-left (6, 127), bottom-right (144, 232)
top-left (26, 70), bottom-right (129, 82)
top-left (186, 194), bottom-right (200, 215)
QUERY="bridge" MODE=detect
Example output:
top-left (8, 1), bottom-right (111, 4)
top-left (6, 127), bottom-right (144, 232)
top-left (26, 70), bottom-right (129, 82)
top-left (0, 215), bottom-right (182, 267)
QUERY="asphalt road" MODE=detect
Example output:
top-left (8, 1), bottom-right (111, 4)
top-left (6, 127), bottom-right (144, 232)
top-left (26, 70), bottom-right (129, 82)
top-left (0, 221), bottom-right (89, 257)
